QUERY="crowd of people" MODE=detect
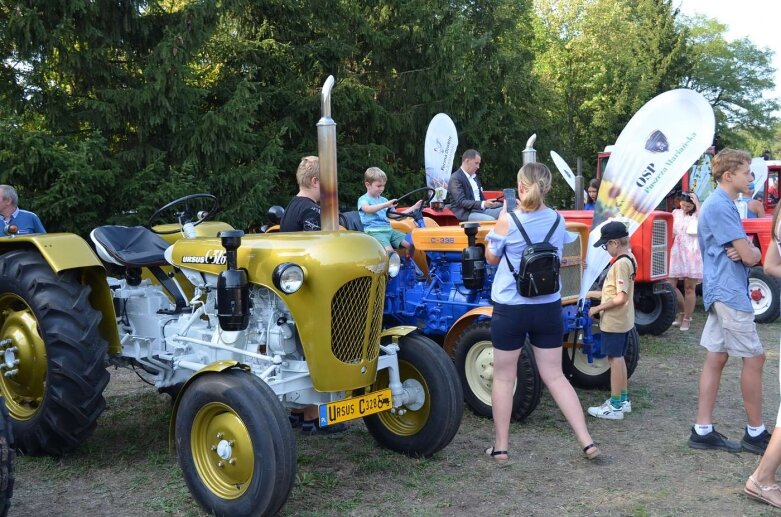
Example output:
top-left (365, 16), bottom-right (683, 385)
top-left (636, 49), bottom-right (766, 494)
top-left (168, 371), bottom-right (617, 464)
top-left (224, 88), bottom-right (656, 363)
top-left (6, 144), bottom-right (781, 509)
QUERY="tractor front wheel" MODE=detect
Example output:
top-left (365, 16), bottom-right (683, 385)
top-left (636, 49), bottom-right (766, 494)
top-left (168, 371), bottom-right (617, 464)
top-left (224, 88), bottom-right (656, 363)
top-left (563, 327), bottom-right (640, 389)
top-left (633, 282), bottom-right (677, 335)
top-left (175, 370), bottom-right (296, 517)
top-left (453, 321), bottom-right (542, 421)
top-left (0, 250), bottom-right (109, 455)
top-left (364, 333), bottom-right (463, 457)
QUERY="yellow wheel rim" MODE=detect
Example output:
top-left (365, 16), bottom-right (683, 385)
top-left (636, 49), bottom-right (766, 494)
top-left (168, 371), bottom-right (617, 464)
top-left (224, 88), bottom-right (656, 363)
top-left (191, 402), bottom-right (255, 499)
top-left (0, 294), bottom-right (47, 421)
top-left (372, 360), bottom-right (429, 436)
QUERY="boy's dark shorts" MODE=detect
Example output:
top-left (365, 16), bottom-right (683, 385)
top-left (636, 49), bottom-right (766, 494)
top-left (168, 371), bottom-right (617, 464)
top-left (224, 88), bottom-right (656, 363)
top-left (600, 331), bottom-right (629, 357)
top-left (490, 300), bottom-right (563, 351)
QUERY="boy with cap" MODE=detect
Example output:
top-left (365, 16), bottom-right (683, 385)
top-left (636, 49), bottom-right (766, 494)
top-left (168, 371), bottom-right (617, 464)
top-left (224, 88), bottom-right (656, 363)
top-left (586, 221), bottom-right (636, 420)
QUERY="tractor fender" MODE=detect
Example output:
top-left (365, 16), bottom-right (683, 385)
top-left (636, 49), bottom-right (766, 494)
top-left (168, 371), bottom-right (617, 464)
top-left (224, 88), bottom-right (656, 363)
top-left (169, 360), bottom-right (252, 451)
top-left (443, 306), bottom-right (494, 356)
top-left (380, 326), bottom-right (419, 341)
top-left (0, 233), bottom-right (121, 353)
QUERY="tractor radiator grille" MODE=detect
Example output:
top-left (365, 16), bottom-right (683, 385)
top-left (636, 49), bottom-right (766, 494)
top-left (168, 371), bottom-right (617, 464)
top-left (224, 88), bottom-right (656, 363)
top-left (366, 275), bottom-right (386, 361)
top-left (651, 219), bottom-right (668, 278)
top-left (330, 275), bottom-right (385, 364)
top-left (560, 235), bottom-right (583, 302)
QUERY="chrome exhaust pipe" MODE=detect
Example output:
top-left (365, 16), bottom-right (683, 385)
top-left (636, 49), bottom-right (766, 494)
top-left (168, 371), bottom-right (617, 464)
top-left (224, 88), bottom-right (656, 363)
top-left (317, 75), bottom-right (339, 231)
top-left (522, 134), bottom-right (537, 165)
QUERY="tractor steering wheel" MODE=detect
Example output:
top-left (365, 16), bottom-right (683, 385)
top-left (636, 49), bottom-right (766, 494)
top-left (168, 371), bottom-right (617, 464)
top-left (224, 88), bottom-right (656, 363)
top-left (387, 187), bottom-right (436, 221)
top-left (147, 193), bottom-right (219, 235)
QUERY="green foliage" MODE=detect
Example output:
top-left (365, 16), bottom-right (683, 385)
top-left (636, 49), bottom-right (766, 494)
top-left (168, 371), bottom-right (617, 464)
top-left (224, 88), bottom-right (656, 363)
top-left (679, 14), bottom-right (779, 150)
top-left (0, 0), bottom-right (778, 230)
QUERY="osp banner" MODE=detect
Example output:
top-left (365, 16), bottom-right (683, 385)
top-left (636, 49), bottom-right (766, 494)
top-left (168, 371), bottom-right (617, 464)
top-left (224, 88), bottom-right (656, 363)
top-left (579, 89), bottom-right (715, 300)
top-left (424, 114), bottom-right (458, 204)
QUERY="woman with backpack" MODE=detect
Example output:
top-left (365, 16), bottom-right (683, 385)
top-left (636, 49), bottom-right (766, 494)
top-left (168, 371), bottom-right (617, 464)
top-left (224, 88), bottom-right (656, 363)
top-left (483, 162), bottom-right (599, 463)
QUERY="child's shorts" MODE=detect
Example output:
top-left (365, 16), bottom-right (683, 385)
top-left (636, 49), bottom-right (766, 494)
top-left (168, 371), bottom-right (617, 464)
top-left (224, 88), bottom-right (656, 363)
top-left (366, 228), bottom-right (407, 249)
top-left (600, 331), bottom-right (629, 357)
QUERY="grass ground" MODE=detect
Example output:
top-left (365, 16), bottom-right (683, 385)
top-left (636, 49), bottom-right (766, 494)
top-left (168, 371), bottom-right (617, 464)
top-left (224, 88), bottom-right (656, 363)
top-left (10, 308), bottom-right (781, 516)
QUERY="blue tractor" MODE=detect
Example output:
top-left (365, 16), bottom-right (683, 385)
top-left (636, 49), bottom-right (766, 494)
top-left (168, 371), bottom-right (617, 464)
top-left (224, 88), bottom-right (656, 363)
top-left (383, 198), bottom-right (639, 420)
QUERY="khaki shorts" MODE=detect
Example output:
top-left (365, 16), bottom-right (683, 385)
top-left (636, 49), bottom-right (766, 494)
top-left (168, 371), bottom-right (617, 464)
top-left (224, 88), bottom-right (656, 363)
top-left (699, 301), bottom-right (764, 358)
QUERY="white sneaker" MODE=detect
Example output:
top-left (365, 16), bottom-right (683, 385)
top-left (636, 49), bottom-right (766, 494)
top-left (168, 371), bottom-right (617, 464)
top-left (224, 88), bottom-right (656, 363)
top-left (621, 400), bottom-right (632, 413)
top-left (587, 400), bottom-right (624, 420)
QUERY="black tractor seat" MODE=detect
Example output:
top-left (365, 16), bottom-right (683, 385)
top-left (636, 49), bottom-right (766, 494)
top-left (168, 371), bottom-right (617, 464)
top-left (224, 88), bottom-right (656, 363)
top-left (90, 225), bottom-right (171, 268)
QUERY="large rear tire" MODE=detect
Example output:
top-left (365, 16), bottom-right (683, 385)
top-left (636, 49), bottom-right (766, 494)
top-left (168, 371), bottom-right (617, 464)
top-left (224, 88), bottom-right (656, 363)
top-left (0, 250), bottom-right (109, 455)
top-left (175, 370), bottom-right (296, 517)
top-left (364, 333), bottom-right (463, 457)
top-left (0, 398), bottom-right (13, 517)
top-left (749, 267), bottom-right (780, 323)
top-left (562, 327), bottom-right (640, 389)
top-left (453, 321), bottom-right (542, 421)
top-left (634, 282), bottom-right (676, 335)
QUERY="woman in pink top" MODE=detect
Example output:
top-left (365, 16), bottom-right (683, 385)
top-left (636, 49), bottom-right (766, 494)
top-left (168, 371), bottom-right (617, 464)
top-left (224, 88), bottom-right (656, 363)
top-left (669, 191), bottom-right (703, 331)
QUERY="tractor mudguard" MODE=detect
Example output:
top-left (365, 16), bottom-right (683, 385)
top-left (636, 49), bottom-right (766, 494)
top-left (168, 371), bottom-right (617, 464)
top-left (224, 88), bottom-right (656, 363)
top-left (169, 360), bottom-right (251, 451)
top-left (0, 233), bottom-right (121, 353)
top-left (443, 307), bottom-right (493, 356)
top-left (380, 326), bottom-right (418, 340)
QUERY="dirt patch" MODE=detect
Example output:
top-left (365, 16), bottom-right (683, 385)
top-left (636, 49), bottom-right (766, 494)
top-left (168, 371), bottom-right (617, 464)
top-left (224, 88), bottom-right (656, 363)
top-left (9, 312), bottom-right (781, 516)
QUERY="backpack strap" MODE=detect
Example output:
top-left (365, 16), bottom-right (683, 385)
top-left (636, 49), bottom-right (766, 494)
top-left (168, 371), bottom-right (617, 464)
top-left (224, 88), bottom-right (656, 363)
top-left (615, 254), bottom-right (637, 278)
top-left (508, 211), bottom-right (561, 245)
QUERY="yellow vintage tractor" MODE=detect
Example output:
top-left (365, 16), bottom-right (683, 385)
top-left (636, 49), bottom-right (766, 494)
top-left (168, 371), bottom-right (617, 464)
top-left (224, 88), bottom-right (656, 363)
top-left (0, 77), bottom-right (462, 516)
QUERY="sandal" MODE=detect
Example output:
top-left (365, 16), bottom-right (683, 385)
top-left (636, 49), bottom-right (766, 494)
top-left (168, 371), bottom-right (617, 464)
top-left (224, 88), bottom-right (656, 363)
top-left (672, 312), bottom-right (684, 327)
top-left (485, 446), bottom-right (509, 463)
top-left (745, 475), bottom-right (781, 508)
top-left (680, 317), bottom-right (692, 331)
top-left (582, 443), bottom-right (600, 460)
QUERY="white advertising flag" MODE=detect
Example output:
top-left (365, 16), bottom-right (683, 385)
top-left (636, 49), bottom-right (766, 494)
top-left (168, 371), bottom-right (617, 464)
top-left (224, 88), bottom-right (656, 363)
top-left (551, 150), bottom-right (588, 205)
top-left (750, 157), bottom-right (769, 200)
top-left (688, 151), bottom-right (715, 202)
top-left (580, 89), bottom-right (715, 300)
top-left (424, 114), bottom-right (458, 203)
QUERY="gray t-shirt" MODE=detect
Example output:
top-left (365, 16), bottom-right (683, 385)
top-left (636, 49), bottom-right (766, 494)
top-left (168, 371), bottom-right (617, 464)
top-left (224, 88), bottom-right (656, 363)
top-left (697, 187), bottom-right (752, 312)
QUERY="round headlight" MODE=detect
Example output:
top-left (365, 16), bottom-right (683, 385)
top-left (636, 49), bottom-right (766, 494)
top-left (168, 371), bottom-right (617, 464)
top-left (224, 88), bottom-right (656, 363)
top-left (272, 263), bottom-right (305, 294)
top-left (388, 251), bottom-right (401, 278)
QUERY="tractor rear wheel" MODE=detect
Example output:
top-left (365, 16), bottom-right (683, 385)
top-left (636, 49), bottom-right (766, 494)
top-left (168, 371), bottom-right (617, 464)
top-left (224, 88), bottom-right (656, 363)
top-left (363, 333), bottom-right (463, 457)
top-left (453, 321), bottom-right (542, 421)
top-left (0, 250), bottom-right (109, 455)
top-left (562, 327), bottom-right (640, 389)
top-left (749, 267), bottom-right (780, 323)
top-left (175, 370), bottom-right (296, 517)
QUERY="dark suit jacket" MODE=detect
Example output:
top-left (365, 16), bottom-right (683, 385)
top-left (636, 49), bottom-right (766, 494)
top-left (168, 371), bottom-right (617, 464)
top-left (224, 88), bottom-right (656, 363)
top-left (447, 168), bottom-right (485, 221)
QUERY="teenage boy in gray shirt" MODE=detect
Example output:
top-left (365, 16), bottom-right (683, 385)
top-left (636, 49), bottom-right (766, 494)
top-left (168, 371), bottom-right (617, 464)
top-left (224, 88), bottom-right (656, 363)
top-left (688, 148), bottom-right (770, 454)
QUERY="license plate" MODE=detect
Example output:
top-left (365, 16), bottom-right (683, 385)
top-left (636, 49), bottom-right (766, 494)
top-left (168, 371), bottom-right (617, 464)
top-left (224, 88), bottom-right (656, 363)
top-left (318, 389), bottom-right (393, 427)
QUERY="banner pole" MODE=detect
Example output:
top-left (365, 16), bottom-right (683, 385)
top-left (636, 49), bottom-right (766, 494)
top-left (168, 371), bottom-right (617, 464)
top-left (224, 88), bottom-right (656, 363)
top-left (575, 156), bottom-right (584, 210)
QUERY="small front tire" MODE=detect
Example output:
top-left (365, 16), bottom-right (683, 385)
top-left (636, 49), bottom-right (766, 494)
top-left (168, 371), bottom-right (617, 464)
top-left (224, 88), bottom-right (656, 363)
top-left (364, 333), bottom-right (463, 457)
top-left (175, 370), bottom-right (296, 517)
top-left (453, 321), bottom-right (542, 421)
top-left (563, 327), bottom-right (640, 389)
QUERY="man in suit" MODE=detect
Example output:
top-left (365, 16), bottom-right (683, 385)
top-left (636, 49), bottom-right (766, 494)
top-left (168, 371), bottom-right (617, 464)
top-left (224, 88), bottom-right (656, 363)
top-left (447, 149), bottom-right (502, 221)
